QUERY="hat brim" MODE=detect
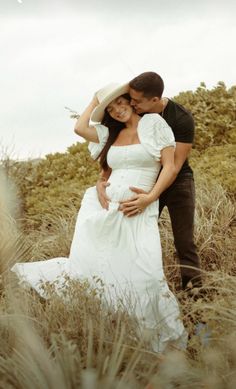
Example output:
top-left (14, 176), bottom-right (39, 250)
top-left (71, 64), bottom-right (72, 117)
top-left (90, 83), bottom-right (129, 123)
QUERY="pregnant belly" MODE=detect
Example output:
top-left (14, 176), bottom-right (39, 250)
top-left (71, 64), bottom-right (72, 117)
top-left (106, 184), bottom-right (138, 203)
top-left (106, 169), bottom-right (158, 203)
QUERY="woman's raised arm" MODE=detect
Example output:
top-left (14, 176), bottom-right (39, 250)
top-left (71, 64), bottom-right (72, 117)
top-left (74, 96), bottom-right (100, 143)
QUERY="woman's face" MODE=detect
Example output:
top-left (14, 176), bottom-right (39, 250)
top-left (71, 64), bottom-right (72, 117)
top-left (106, 96), bottom-right (133, 122)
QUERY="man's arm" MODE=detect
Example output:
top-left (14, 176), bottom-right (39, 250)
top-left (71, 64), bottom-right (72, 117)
top-left (120, 146), bottom-right (176, 217)
top-left (174, 142), bottom-right (192, 174)
top-left (119, 142), bottom-right (192, 217)
top-left (97, 142), bottom-right (192, 212)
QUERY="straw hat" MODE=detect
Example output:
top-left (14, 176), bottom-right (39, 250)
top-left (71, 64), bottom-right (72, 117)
top-left (91, 82), bottom-right (129, 122)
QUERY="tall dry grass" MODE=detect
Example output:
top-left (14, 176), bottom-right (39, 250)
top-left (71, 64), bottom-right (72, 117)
top-left (160, 177), bottom-right (235, 287)
top-left (0, 164), bottom-right (236, 388)
top-left (0, 168), bottom-right (29, 279)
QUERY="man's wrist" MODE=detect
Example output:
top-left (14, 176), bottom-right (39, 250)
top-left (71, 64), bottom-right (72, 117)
top-left (147, 192), bottom-right (158, 204)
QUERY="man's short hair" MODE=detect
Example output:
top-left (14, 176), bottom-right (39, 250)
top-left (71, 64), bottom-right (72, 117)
top-left (129, 71), bottom-right (164, 99)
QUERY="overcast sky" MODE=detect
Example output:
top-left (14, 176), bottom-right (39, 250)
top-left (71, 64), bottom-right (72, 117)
top-left (1, 0), bottom-right (235, 159)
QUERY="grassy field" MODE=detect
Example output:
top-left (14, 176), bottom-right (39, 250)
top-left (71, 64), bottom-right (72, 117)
top-left (0, 82), bottom-right (235, 388)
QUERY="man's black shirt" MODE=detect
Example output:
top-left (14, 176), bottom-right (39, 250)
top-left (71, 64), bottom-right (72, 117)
top-left (161, 99), bottom-right (194, 178)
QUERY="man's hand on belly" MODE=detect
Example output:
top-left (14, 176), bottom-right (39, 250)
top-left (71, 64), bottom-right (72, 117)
top-left (119, 187), bottom-right (150, 217)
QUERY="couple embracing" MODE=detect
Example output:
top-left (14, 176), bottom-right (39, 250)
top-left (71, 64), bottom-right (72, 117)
top-left (12, 72), bottom-right (202, 353)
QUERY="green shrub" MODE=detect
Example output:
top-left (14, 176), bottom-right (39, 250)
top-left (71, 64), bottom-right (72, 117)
top-left (4, 82), bottom-right (236, 228)
top-left (191, 144), bottom-right (236, 196)
top-left (9, 143), bottom-right (99, 228)
top-left (174, 82), bottom-right (236, 150)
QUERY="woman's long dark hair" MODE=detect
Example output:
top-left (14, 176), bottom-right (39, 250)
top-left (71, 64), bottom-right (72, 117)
top-left (96, 93), bottom-right (131, 171)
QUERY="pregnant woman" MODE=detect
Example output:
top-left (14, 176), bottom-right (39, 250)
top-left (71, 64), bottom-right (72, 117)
top-left (12, 83), bottom-right (187, 353)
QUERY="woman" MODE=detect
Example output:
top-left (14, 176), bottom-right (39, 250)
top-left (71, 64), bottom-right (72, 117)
top-left (12, 83), bottom-right (187, 353)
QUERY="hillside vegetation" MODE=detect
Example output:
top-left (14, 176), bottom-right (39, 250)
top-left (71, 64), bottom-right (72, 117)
top-left (4, 82), bottom-right (235, 230)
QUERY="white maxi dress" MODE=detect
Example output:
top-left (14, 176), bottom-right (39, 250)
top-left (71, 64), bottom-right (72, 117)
top-left (12, 114), bottom-right (187, 352)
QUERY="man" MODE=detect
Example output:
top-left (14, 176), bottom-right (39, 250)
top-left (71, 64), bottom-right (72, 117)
top-left (96, 72), bottom-right (202, 290)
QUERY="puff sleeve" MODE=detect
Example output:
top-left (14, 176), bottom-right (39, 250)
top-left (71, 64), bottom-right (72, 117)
top-left (137, 114), bottom-right (175, 161)
top-left (88, 124), bottom-right (109, 160)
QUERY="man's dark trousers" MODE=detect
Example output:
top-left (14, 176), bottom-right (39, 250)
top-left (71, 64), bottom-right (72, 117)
top-left (159, 175), bottom-right (202, 289)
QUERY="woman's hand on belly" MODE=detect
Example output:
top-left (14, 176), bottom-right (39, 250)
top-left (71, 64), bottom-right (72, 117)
top-left (96, 180), bottom-right (111, 210)
top-left (119, 187), bottom-right (153, 217)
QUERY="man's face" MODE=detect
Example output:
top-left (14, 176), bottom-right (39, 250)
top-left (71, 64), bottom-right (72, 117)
top-left (129, 87), bottom-right (157, 114)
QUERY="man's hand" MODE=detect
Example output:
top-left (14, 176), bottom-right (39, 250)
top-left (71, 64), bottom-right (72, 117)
top-left (119, 187), bottom-right (151, 217)
top-left (96, 180), bottom-right (111, 210)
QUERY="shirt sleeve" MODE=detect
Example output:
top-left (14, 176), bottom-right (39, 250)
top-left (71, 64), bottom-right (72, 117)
top-left (88, 124), bottom-right (109, 159)
top-left (138, 114), bottom-right (175, 161)
top-left (174, 113), bottom-right (195, 143)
